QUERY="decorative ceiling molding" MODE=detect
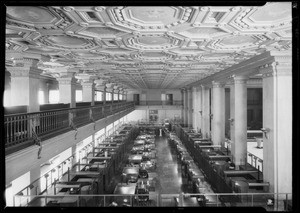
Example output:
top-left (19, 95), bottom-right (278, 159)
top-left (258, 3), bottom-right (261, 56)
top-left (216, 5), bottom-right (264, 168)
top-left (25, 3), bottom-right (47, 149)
top-left (5, 4), bottom-right (292, 89)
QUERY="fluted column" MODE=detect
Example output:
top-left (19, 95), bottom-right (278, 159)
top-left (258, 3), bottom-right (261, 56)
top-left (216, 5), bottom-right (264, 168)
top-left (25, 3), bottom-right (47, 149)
top-left (230, 76), bottom-right (248, 167)
top-left (211, 81), bottom-right (225, 145)
top-left (201, 85), bottom-right (210, 138)
top-left (259, 54), bottom-right (292, 196)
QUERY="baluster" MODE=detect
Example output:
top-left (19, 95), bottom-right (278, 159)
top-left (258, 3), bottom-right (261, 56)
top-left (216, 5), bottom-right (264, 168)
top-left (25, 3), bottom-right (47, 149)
top-left (16, 116), bottom-right (20, 144)
top-left (43, 112), bottom-right (46, 133)
top-left (22, 115), bottom-right (25, 142)
top-left (25, 115), bottom-right (28, 142)
top-left (13, 116), bottom-right (16, 145)
top-left (49, 112), bottom-right (52, 131)
top-left (52, 111), bottom-right (55, 130)
top-left (49, 112), bottom-right (51, 131)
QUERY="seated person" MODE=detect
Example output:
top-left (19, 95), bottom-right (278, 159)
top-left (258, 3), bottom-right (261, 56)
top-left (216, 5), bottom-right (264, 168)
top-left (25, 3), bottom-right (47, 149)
top-left (226, 159), bottom-right (235, 170)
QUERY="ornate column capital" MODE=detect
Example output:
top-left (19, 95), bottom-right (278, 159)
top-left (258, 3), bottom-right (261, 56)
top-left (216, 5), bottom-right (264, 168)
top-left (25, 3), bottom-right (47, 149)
top-left (201, 85), bottom-right (210, 90)
top-left (259, 61), bottom-right (291, 78)
top-left (56, 72), bottom-right (77, 85)
top-left (233, 75), bottom-right (248, 84)
top-left (212, 81), bottom-right (225, 88)
top-left (6, 63), bottom-right (43, 79)
top-left (81, 81), bottom-right (95, 88)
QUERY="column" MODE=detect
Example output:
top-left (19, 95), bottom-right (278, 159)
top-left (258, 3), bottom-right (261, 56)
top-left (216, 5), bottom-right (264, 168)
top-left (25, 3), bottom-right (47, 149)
top-left (95, 79), bottom-right (106, 105)
top-left (260, 55), bottom-right (292, 196)
top-left (211, 81), bottom-right (225, 146)
top-left (182, 89), bottom-right (188, 126)
top-left (201, 85), bottom-right (210, 138)
top-left (43, 82), bottom-right (50, 104)
top-left (7, 58), bottom-right (42, 112)
top-left (187, 88), bottom-right (193, 127)
top-left (81, 80), bottom-right (95, 106)
top-left (57, 72), bottom-right (76, 108)
top-left (103, 85), bottom-right (106, 105)
top-left (196, 86), bottom-right (202, 133)
top-left (192, 87), bottom-right (197, 129)
top-left (230, 76), bottom-right (248, 167)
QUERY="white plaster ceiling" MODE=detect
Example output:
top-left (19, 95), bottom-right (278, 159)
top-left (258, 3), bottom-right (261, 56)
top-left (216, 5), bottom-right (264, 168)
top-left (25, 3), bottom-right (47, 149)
top-left (5, 3), bottom-right (292, 89)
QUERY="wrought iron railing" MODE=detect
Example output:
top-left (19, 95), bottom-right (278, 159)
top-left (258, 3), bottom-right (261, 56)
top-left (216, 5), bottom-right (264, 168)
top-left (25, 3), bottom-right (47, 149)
top-left (4, 102), bottom-right (135, 153)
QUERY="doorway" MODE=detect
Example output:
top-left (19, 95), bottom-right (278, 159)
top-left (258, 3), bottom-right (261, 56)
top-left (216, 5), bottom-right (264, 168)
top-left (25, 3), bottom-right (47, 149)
top-left (166, 94), bottom-right (173, 105)
top-left (133, 94), bottom-right (140, 105)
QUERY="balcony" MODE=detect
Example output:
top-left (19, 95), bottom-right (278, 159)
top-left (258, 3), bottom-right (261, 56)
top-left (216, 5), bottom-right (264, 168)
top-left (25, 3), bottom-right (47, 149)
top-left (4, 102), bottom-right (135, 155)
top-left (134, 100), bottom-right (183, 107)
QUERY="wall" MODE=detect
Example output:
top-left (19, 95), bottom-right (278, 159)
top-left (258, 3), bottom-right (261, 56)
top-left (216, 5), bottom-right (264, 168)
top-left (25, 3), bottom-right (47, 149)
top-left (126, 108), bottom-right (182, 123)
top-left (126, 89), bottom-right (182, 102)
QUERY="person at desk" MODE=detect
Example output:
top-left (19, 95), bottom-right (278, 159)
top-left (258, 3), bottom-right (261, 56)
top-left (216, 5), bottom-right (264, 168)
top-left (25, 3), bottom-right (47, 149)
top-left (196, 195), bottom-right (207, 207)
top-left (225, 159), bottom-right (235, 170)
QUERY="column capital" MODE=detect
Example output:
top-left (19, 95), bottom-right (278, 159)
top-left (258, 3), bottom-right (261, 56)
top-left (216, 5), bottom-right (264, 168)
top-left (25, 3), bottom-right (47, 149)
top-left (201, 85), bottom-right (210, 90)
top-left (6, 66), bottom-right (43, 79)
top-left (56, 73), bottom-right (77, 85)
top-left (259, 61), bottom-right (291, 78)
top-left (212, 81), bottom-right (225, 88)
top-left (81, 81), bottom-right (95, 88)
top-left (233, 75), bottom-right (248, 84)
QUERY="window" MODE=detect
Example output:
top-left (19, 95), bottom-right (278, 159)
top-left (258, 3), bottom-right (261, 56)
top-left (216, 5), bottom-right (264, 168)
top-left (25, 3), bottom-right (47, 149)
top-left (106, 92), bottom-right (112, 101)
top-left (76, 90), bottom-right (82, 102)
top-left (49, 90), bottom-right (59, 104)
top-left (38, 90), bottom-right (44, 105)
top-left (95, 91), bottom-right (103, 101)
top-left (114, 93), bottom-right (118, 101)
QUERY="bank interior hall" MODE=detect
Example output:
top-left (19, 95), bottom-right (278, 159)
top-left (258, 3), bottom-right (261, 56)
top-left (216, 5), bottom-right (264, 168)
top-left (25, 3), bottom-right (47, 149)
top-left (3, 2), bottom-right (294, 211)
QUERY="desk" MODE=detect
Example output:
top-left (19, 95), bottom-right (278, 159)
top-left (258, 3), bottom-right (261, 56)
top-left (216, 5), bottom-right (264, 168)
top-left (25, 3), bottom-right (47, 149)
top-left (58, 192), bottom-right (78, 206)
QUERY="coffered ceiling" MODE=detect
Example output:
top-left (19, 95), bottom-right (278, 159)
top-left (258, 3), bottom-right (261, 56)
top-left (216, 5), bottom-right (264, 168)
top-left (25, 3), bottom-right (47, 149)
top-left (5, 3), bottom-right (292, 90)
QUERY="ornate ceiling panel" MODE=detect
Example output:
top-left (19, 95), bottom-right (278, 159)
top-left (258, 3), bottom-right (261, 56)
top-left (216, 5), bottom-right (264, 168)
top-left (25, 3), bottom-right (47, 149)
top-left (6, 3), bottom-right (292, 89)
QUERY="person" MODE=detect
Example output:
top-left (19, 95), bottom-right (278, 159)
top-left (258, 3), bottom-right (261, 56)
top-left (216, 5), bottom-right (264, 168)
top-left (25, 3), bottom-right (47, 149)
top-left (109, 201), bottom-right (118, 207)
top-left (226, 158), bottom-right (235, 170)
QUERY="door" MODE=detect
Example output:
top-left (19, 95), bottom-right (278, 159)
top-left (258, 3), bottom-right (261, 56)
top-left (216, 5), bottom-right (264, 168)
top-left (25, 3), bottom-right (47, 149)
top-left (166, 94), bottom-right (173, 105)
top-left (133, 94), bottom-right (140, 105)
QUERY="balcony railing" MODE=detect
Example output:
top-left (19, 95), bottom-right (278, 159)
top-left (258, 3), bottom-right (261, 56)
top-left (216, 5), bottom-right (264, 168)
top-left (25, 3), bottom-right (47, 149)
top-left (13, 192), bottom-right (292, 210)
top-left (4, 102), bottom-right (135, 154)
top-left (135, 100), bottom-right (183, 106)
